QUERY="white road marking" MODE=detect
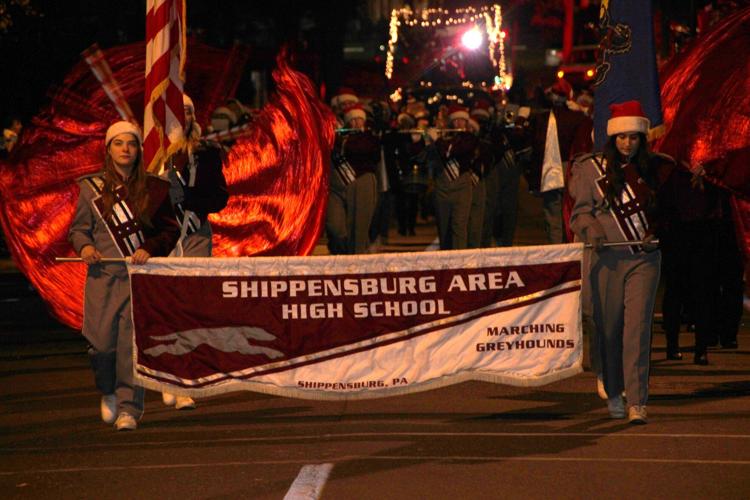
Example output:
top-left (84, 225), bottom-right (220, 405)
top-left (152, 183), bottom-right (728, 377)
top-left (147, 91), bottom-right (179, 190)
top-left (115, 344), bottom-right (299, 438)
top-left (283, 463), bottom-right (333, 500)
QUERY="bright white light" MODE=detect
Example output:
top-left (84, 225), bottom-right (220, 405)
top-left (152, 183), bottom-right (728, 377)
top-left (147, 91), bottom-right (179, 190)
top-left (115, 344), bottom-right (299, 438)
top-left (461, 28), bottom-right (483, 50)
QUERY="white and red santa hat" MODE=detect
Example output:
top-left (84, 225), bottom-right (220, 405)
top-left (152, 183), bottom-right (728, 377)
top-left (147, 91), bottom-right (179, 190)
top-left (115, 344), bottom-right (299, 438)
top-left (470, 100), bottom-right (492, 120)
top-left (607, 100), bottom-right (650, 136)
top-left (105, 121), bottom-right (142, 146)
top-left (549, 78), bottom-right (574, 100)
top-left (447, 104), bottom-right (470, 122)
top-left (330, 87), bottom-right (359, 108)
top-left (343, 103), bottom-right (367, 123)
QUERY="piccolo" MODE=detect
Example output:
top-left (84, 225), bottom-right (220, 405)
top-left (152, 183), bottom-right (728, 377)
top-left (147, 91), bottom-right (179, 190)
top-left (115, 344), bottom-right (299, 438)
top-left (396, 128), bottom-right (465, 134)
top-left (335, 128), bottom-right (375, 134)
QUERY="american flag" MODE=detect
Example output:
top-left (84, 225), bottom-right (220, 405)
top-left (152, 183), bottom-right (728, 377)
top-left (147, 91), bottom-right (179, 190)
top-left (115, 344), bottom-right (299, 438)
top-left (144, 0), bottom-right (187, 173)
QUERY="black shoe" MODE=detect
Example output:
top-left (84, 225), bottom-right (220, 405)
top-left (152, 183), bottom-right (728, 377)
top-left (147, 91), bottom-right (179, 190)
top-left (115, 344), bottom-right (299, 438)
top-left (666, 349), bottom-right (683, 360)
top-left (408, 228), bottom-right (416, 236)
top-left (721, 340), bottom-right (738, 349)
top-left (694, 352), bottom-right (709, 365)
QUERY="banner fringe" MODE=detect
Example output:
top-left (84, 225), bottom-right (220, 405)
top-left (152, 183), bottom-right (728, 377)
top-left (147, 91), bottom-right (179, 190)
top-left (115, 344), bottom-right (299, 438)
top-left (135, 362), bottom-right (583, 402)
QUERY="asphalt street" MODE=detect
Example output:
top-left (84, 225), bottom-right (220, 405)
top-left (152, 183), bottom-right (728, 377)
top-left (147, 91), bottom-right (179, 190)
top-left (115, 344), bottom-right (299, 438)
top-left (1, 187), bottom-right (749, 499)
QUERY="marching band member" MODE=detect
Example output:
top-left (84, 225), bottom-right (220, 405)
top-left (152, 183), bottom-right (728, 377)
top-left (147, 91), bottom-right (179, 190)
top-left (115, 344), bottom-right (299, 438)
top-left (329, 87), bottom-right (360, 127)
top-left (160, 95), bottom-right (229, 410)
top-left (466, 116), bottom-right (487, 249)
top-left (68, 121), bottom-right (180, 431)
top-left (383, 109), bottom-right (430, 237)
top-left (430, 104), bottom-right (480, 250)
top-left (569, 101), bottom-right (674, 424)
top-left (529, 78), bottom-right (593, 243)
top-left (326, 102), bottom-right (379, 254)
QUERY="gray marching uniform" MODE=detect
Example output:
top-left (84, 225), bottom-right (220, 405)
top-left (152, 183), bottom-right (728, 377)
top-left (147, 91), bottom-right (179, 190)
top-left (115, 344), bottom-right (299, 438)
top-left (327, 168), bottom-right (377, 254)
top-left (69, 173), bottom-right (179, 418)
top-left (467, 175), bottom-right (486, 249)
top-left (569, 154), bottom-right (661, 407)
top-left (326, 132), bottom-right (379, 255)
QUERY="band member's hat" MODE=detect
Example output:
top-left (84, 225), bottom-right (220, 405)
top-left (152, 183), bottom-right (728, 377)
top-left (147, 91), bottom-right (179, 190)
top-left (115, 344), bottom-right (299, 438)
top-left (447, 104), bottom-right (470, 122)
top-left (343, 103), bottom-right (367, 123)
top-left (105, 121), bottom-right (142, 146)
top-left (607, 100), bottom-right (650, 136)
top-left (330, 87), bottom-right (359, 108)
top-left (549, 78), bottom-right (573, 100)
top-left (470, 100), bottom-right (492, 120)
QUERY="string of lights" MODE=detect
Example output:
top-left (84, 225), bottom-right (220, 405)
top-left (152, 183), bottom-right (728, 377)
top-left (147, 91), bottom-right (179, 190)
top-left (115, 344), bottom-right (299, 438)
top-left (384, 3), bottom-right (510, 91)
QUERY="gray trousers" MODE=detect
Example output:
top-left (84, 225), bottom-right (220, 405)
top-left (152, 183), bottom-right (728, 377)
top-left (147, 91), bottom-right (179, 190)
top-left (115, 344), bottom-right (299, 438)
top-left (480, 165), bottom-right (500, 247)
top-left (496, 158), bottom-right (521, 246)
top-left (467, 178), bottom-right (486, 249)
top-left (434, 171), bottom-right (473, 250)
top-left (589, 249), bottom-right (661, 406)
top-left (326, 171), bottom-right (377, 254)
top-left (543, 188), bottom-right (564, 244)
top-left (84, 266), bottom-right (144, 418)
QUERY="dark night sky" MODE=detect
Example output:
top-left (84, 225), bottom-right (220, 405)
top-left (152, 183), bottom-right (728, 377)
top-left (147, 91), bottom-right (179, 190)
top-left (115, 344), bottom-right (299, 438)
top-left (0, 0), bottom-right (353, 125)
top-left (0, 0), bottom-right (722, 127)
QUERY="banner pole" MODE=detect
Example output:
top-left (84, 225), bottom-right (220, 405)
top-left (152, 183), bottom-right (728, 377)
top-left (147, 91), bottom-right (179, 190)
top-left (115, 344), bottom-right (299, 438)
top-left (54, 240), bottom-right (659, 262)
top-left (55, 257), bottom-right (128, 263)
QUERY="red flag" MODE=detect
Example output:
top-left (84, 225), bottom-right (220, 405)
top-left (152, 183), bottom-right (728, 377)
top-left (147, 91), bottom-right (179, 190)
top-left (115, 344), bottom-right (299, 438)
top-left (143, 0), bottom-right (186, 173)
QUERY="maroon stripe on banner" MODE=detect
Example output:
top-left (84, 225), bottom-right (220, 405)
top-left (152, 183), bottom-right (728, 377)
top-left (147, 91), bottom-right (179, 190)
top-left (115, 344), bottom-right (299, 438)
top-left (137, 284), bottom-right (580, 388)
top-left (146, 1), bottom-right (171, 44)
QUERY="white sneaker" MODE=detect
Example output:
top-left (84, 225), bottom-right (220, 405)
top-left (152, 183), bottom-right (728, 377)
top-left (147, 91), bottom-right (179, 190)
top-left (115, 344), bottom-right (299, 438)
top-left (607, 395), bottom-right (626, 419)
top-left (174, 396), bottom-right (196, 410)
top-left (114, 413), bottom-right (137, 431)
top-left (628, 405), bottom-right (647, 425)
top-left (162, 392), bottom-right (176, 406)
top-left (100, 394), bottom-right (117, 424)
top-left (596, 377), bottom-right (608, 400)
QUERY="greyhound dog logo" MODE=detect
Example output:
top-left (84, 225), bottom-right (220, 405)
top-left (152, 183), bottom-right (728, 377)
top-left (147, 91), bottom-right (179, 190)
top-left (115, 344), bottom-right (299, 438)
top-left (144, 326), bottom-right (285, 359)
top-left (594, 5), bottom-right (632, 87)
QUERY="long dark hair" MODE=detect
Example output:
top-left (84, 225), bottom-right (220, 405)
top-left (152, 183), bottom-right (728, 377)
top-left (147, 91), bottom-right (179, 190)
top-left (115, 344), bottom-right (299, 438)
top-left (101, 146), bottom-right (152, 228)
top-left (602, 132), bottom-right (657, 208)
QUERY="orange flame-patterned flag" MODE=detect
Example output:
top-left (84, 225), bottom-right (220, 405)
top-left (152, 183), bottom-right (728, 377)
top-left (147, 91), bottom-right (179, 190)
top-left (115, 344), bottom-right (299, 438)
top-left (144, 0), bottom-right (186, 173)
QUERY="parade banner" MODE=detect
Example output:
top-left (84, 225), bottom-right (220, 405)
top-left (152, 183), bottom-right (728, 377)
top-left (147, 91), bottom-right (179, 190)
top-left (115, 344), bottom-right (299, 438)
top-left (130, 245), bottom-right (583, 400)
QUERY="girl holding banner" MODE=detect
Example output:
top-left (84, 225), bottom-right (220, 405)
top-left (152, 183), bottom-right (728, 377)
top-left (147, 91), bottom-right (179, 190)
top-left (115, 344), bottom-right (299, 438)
top-left (68, 121), bottom-right (180, 431)
top-left (569, 101), bottom-right (674, 425)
